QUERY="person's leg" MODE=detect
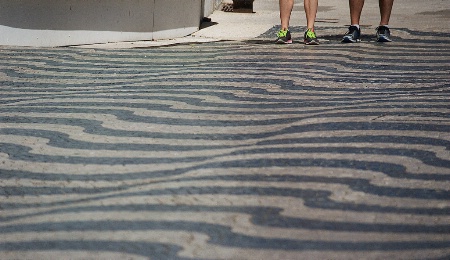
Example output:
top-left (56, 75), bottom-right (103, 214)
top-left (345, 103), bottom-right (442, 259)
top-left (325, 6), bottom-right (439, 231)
top-left (277, 0), bottom-right (295, 43)
top-left (280, 0), bottom-right (295, 30)
top-left (379, 0), bottom-right (394, 25)
top-left (304, 0), bottom-right (318, 30)
top-left (342, 0), bottom-right (363, 43)
top-left (349, 0), bottom-right (364, 25)
top-left (376, 0), bottom-right (394, 42)
top-left (303, 0), bottom-right (319, 45)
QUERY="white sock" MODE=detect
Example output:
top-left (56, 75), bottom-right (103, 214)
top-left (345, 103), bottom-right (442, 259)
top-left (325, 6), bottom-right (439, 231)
top-left (351, 24), bottom-right (360, 29)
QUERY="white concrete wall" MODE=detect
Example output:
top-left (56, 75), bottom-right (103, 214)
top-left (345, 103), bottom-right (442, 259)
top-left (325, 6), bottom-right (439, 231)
top-left (0, 0), bottom-right (205, 47)
top-left (202, 0), bottom-right (223, 17)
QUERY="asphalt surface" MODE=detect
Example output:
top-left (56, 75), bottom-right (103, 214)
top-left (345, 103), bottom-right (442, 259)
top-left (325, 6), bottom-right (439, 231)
top-left (0, 0), bottom-right (449, 259)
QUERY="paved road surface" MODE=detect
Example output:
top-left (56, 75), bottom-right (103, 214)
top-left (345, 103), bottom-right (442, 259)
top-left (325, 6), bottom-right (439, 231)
top-left (1, 0), bottom-right (450, 259)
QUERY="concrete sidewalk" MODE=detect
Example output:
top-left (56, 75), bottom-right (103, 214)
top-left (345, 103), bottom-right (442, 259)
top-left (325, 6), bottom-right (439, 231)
top-left (81, 0), bottom-right (450, 48)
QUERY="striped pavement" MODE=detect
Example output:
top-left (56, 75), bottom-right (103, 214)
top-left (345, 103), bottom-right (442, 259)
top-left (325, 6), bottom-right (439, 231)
top-left (0, 27), bottom-right (449, 259)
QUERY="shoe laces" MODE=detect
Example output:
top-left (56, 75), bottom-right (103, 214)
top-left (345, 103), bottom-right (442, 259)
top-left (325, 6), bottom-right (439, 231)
top-left (376, 26), bottom-right (389, 35)
top-left (347, 26), bottom-right (358, 34)
top-left (306, 29), bottom-right (316, 39)
top-left (277, 29), bottom-right (288, 38)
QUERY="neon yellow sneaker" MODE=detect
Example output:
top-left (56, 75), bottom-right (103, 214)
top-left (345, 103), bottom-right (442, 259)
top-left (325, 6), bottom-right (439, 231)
top-left (304, 29), bottom-right (319, 45)
top-left (276, 29), bottom-right (293, 44)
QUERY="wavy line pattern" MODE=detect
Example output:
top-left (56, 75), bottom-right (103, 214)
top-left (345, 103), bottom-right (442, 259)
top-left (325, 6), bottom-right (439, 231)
top-left (1, 28), bottom-right (450, 259)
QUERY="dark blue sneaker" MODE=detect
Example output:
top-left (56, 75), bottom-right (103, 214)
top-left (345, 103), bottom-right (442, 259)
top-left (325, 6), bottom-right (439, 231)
top-left (342, 25), bottom-right (361, 43)
top-left (376, 25), bottom-right (392, 42)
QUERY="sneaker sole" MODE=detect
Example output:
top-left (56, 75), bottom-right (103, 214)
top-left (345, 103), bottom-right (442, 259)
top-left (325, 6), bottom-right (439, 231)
top-left (305, 40), bottom-right (319, 45)
top-left (276, 39), bottom-right (293, 44)
top-left (377, 36), bottom-right (392, 42)
top-left (342, 37), bottom-right (360, 43)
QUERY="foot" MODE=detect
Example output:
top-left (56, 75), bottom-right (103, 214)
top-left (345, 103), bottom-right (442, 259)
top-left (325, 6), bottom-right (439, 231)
top-left (376, 25), bottom-right (392, 42)
top-left (342, 25), bottom-right (361, 43)
top-left (304, 29), bottom-right (319, 45)
top-left (276, 29), bottom-right (293, 44)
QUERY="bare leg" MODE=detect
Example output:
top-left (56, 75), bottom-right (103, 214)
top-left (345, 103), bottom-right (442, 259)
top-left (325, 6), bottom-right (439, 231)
top-left (349, 0), bottom-right (364, 25)
top-left (379, 0), bottom-right (394, 25)
top-left (280, 0), bottom-right (295, 30)
top-left (304, 0), bottom-right (319, 30)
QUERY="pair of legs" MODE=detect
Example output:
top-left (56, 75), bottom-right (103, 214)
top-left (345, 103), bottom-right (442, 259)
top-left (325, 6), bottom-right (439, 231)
top-left (349, 0), bottom-right (394, 26)
top-left (343, 0), bottom-right (395, 42)
top-left (278, 0), bottom-right (319, 44)
top-left (279, 0), bottom-right (318, 31)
